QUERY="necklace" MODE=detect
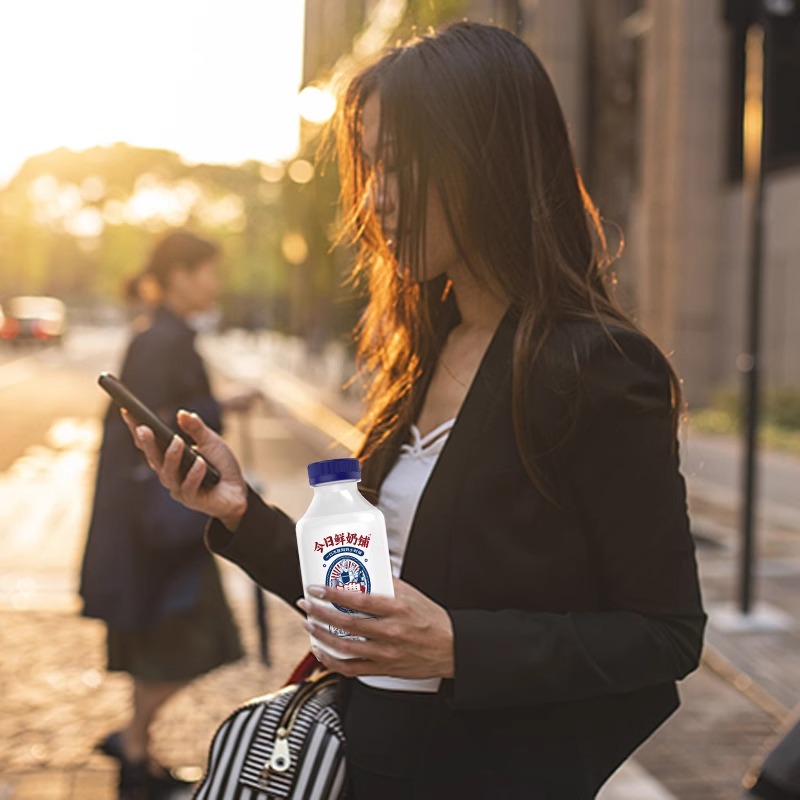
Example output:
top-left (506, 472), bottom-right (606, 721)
top-left (439, 357), bottom-right (468, 388)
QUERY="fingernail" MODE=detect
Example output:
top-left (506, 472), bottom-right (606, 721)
top-left (135, 426), bottom-right (147, 440)
top-left (303, 621), bottom-right (315, 633)
top-left (168, 436), bottom-right (180, 453)
top-left (308, 586), bottom-right (326, 599)
top-left (296, 599), bottom-right (309, 612)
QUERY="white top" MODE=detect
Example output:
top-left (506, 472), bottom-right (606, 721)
top-left (357, 417), bottom-right (456, 693)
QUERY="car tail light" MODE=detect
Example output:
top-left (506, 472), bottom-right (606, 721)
top-left (34, 319), bottom-right (60, 338)
top-left (0, 318), bottom-right (19, 339)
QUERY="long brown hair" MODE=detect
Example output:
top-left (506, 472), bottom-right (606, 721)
top-left (330, 21), bottom-right (681, 503)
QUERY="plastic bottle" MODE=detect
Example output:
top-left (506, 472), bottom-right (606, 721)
top-left (296, 458), bottom-right (394, 658)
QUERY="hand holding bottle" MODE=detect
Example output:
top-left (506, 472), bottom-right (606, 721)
top-left (297, 578), bottom-right (455, 680)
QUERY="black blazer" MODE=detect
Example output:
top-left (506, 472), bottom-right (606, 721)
top-left (81, 305), bottom-right (223, 629)
top-left (206, 307), bottom-right (706, 795)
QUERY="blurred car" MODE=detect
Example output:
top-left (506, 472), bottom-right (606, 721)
top-left (0, 296), bottom-right (67, 346)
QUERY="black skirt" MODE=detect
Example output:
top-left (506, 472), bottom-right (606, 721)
top-left (106, 557), bottom-right (244, 683)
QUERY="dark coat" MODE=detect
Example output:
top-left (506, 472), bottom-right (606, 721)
top-left (205, 307), bottom-right (706, 796)
top-left (80, 306), bottom-right (223, 630)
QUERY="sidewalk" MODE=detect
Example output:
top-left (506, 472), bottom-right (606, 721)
top-left (1, 330), bottom-right (798, 799)
top-left (0, 410), bottom-right (314, 799)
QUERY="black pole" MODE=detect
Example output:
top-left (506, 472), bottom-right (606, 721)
top-left (238, 406), bottom-right (271, 665)
top-left (255, 587), bottom-right (270, 666)
top-left (738, 8), bottom-right (771, 616)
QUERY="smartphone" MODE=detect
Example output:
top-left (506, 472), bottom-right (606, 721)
top-left (98, 372), bottom-right (221, 489)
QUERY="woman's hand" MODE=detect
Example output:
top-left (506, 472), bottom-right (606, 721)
top-left (122, 408), bottom-right (248, 532)
top-left (297, 577), bottom-right (455, 680)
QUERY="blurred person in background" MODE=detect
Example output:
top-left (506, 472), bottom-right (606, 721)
top-left (745, 715), bottom-right (800, 799)
top-left (80, 231), bottom-right (259, 800)
top-left (123, 271), bottom-right (161, 333)
top-left (124, 22), bottom-right (706, 800)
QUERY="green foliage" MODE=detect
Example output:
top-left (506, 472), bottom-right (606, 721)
top-left (768, 388), bottom-right (800, 429)
top-left (401, 0), bottom-right (470, 32)
top-left (0, 143), bottom-right (357, 339)
top-left (691, 386), bottom-right (800, 455)
top-left (404, 0), bottom-right (467, 31)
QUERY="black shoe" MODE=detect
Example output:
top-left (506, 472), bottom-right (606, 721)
top-left (98, 731), bottom-right (195, 797)
top-left (118, 759), bottom-right (151, 800)
top-left (748, 775), bottom-right (800, 800)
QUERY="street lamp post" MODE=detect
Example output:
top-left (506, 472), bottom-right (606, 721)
top-left (737, 5), bottom-right (769, 618)
top-left (737, 0), bottom-right (795, 618)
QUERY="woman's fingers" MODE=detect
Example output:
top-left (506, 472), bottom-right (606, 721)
top-left (121, 410), bottom-right (161, 467)
top-left (297, 598), bottom-right (383, 640)
top-left (304, 585), bottom-right (398, 617)
top-left (162, 432), bottom-right (183, 471)
top-left (306, 628), bottom-right (393, 677)
top-left (120, 408), bottom-right (136, 436)
top-left (120, 408), bottom-right (248, 525)
top-left (178, 452), bottom-right (208, 497)
top-left (300, 579), bottom-right (455, 680)
top-left (311, 646), bottom-right (375, 678)
top-left (134, 426), bottom-right (165, 472)
top-left (176, 409), bottom-right (217, 448)
top-left (305, 622), bottom-right (386, 661)
top-left (121, 410), bottom-right (151, 458)
top-left (176, 409), bottom-right (242, 478)
top-left (122, 409), bottom-right (190, 493)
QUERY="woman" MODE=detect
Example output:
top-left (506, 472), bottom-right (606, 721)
top-left (80, 231), bottom-right (255, 800)
top-left (127, 22), bottom-right (706, 799)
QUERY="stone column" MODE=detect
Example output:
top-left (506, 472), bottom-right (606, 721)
top-left (636, 0), bottom-right (728, 404)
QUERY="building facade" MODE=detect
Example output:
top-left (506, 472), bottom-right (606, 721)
top-left (472, 0), bottom-right (800, 404)
top-left (303, 0), bottom-right (800, 405)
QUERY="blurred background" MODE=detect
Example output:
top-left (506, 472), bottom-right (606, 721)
top-left (1, 1), bottom-right (799, 799)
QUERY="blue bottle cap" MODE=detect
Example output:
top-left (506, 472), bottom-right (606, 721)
top-left (307, 458), bottom-right (361, 486)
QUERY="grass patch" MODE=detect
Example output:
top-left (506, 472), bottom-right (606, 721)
top-left (690, 387), bottom-right (800, 457)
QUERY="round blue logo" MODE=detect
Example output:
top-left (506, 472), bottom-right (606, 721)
top-left (325, 554), bottom-right (371, 613)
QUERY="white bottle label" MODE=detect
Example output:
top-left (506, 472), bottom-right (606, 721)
top-left (297, 514), bottom-right (394, 658)
top-left (314, 532), bottom-right (373, 636)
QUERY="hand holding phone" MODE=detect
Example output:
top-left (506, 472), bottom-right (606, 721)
top-left (98, 372), bottom-right (221, 489)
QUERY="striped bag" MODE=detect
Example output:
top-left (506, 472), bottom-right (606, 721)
top-left (193, 654), bottom-right (347, 799)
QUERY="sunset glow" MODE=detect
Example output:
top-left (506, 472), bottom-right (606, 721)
top-left (0, 0), bottom-right (306, 186)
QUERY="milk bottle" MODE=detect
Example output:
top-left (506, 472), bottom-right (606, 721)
top-left (296, 458), bottom-right (394, 658)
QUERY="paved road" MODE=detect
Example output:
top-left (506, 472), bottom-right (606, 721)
top-left (683, 431), bottom-right (800, 530)
top-left (0, 324), bottom-right (792, 799)
top-left (0, 329), bottom-right (126, 472)
top-left (0, 329), bottom-right (322, 799)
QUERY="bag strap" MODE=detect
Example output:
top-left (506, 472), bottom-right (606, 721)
top-left (284, 651), bottom-right (323, 686)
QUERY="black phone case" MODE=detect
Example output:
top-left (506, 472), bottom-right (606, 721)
top-left (98, 372), bottom-right (221, 489)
